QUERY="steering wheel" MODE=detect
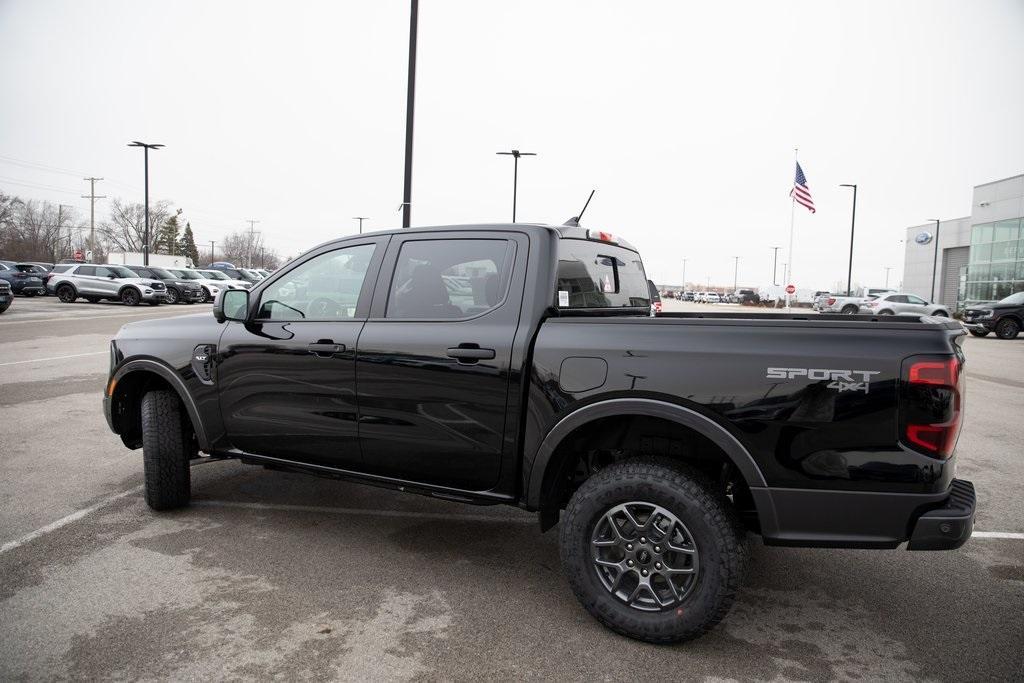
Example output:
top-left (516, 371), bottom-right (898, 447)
top-left (308, 297), bottom-right (343, 319)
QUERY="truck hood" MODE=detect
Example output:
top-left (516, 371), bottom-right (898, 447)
top-left (117, 311), bottom-right (220, 339)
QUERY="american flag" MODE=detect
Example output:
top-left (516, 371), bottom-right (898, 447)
top-left (791, 161), bottom-right (816, 213)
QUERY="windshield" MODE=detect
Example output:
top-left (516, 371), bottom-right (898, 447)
top-left (997, 291), bottom-right (1024, 305)
top-left (172, 269), bottom-right (202, 280)
top-left (202, 270), bottom-right (230, 280)
top-left (147, 268), bottom-right (174, 279)
top-left (108, 266), bottom-right (138, 278)
top-left (556, 239), bottom-right (650, 309)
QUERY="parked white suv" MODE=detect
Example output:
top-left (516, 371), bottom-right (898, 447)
top-left (49, 264), bottom-right (168, 305)
top-left (704, 292), bottom-right (721, 304)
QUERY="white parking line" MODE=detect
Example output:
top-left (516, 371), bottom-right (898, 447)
top-left (2, 490), bottom-right (1021, 555)
top-left (972, 531), bottom-right (1024, 539)
top-left (0, 308), bottom-right (209, 326)
top-left (0, 485), bottom-right (143, 554)
top-left (0, 351), bottom-right (107, 367)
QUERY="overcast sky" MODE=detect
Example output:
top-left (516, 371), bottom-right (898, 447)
top-left (1, 0), bottom-right (1022, 290)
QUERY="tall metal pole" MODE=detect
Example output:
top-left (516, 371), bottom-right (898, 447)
top-left (785, 148), bottom-right (798, 310)
top-left (401, 0), bottom-right (418, 228)
top-left (841, 184), bottom-right (857, 295)
top-left (928, 218), bottom-right (941, 302)
top-left (884, 266), bottom-right (892, 288)
top-left (353, 217), bottom-right (369, 234)
top-left (681, 258), bottom-right (687, 290)
top-left (771, 246), bottom-right (780, 285)
top-left (497, 150), bottom-right (536, 222)
top-left (128, 142), bottom-right (163, 266)
top-left (82, 177), bottom-right (105, 260)
top-left (733, 256), bottom-right (739, 292)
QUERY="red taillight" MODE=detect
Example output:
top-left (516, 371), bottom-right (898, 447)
top-left (902, 356), bottom-right (963, 459)
top-left (827, 297), bottom-right (836, 305)
top-left (587, 229), bottom-right (618, 244)
top-left (654, 302), bottom-right (662, 313)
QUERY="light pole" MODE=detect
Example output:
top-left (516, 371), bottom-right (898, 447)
top-left (353, 216), bottom-right (369, 234)
top-left (927, 218), bottom-right (941, 302)
top-left (840, 184), bottom-right (858, 295)
top-left (681, 258), bottom-right (687, 291)
top-left (732, 256), bottom-right (739, 293)
top-left (496, 149), bottom-right (536, 222)
top-left (127, 141), bottom-right (164, 265)
top-left (884, 266), bottom-right (893, 288)
top-left (402, 0), bottom-right (418, 228)
top-left (770, 246), bottom-right (780, 286)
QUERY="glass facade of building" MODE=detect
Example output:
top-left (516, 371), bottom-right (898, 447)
top-left (967, 217), bottom-right (1024, 302)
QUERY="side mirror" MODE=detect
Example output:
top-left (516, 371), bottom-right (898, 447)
top-left (107, 273), bottom-right (117, 279)
top-left (214, 289), bottom-right (249, 323)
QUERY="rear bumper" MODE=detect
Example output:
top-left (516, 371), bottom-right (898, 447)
top-left (753, 478), bottom-right (976, 550)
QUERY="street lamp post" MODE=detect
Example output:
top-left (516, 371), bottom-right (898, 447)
top-left (127, 141), bottom-right (164, 265)
top-left (402, 0), bottom-right (418, 228)
top-left (884, 266), bottom-right (893, 288)
top-left (353, 216), bottom-right (369, 234)
top-left (732, 256), bottom-right (739, 293)
top-left (770, 246), bottom-right (780, 286)
top-left (840, 184), bottom-right (857, 296)
top-left (496, 149), bottom-right (536, 222)
top-left (927, 218), bottom-right (941, 302)
top-left (681, 258), bottom-right (687, 291)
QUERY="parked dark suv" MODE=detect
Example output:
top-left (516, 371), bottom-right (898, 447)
top-left (126, 266), bottom-right (204, 305)
top-left (0, 261), bottom-right (46, 296)
top-left (964, 291), bottom-right (1024, 339)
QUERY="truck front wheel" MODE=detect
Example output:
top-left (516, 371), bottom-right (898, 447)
top-left (559, 458), bottom-right (746, 644)
top-left (141, 389), bottom-right (194, 511)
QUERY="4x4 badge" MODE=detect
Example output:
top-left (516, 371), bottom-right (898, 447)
top-left (766, 367), bottom-right (881, 394)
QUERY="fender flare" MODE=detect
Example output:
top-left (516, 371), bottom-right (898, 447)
top-left (526, 398), bottom-right (767, 510)
top-left (54, 281), bottom-right (78, 298)
top-left (112, 358), bottom-right (211, 450)
top-left (117, 283), bottom-right (143, 298)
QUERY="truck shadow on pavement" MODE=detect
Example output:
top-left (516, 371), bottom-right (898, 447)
top-left (1, 460), bottom-right (1020, 681)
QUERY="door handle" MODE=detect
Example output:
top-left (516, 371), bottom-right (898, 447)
top-left (446, 345), bottom-right (496, 363)
top-left (308, 340), bottom-right (345, 358)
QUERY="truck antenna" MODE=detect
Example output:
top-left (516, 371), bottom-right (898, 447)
top-left (563, 189), bottom-right (596, 227)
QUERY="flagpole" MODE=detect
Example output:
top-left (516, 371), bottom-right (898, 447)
top-left (785, 147), bottom-right (797, 311)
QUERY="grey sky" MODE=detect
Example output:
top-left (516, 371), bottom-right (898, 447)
top-left (1, 0), bottom-right (1022, 290)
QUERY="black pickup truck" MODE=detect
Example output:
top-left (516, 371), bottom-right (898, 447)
top-left (104, 223), bottom-right (975, 643)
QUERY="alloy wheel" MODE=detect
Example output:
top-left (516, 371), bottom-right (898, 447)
top-left (590, 501), bottom-right (699, 611)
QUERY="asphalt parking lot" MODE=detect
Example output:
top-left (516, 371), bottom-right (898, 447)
top-left (1, 296), bottom-right (1022, 681)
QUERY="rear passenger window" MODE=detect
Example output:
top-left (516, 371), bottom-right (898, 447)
top-left (77, 266), bottom-right (96, 276)
top-left (386, 239), bottom-right (514, 319)
top-left (556, 240), bottom-right (650, 309)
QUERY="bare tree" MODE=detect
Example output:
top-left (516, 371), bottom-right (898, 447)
top-left (219, 229), bottom-right (269, 267)
top-left (99, 198), bottom-right (172, 254)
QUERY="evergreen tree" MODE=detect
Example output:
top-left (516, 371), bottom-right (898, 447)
top-left (178, 222), bottom-right (200, 267)
top-left (155, 209), bottom-right (182, 254)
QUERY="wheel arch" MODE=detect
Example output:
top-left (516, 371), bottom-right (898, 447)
top-left (117, 283), bottom-right (142, 298)
top-left (55, 281), bottom-right (78, 297)
top-left (109, 360), bottom-right (210, 451)
top-left (526, 398), bottom-right (767, 516)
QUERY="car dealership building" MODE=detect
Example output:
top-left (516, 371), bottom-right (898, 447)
top-left (903, 173), bottom-right (1024, 309)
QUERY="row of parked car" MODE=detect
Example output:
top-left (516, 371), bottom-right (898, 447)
top-left (0, 259), bottom-right (274, 312)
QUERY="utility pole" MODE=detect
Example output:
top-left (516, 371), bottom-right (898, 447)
top-left (353, 216), bottom-right (369, 234)
top-left (496, 149), bottom-right (537, 222)
top-left (927, 218), bottom-right (941, 302)
top-left (840, 184), bottom-right (858, 296)
top-left (681, 258), bottom-right (687, 290)
top-left (732, 256), bottom-right (740, 293)
top-left (246, 219), bottom-right (260, 268)
top-left (81, 177), bottom-right (106, 260)
top-left (209, 240), bottom-right (216, 264)
top-left (401, 0), bottom-right (419, 228)
top-left (884, 266), bottom-right (893, 288)
top-left (127, 141), bottom-right (164, 265)
top-left (770, 246), bottom-right (781, 286)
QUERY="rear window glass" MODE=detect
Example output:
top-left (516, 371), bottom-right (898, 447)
top-left (556, 239), bottom-right (649, 309)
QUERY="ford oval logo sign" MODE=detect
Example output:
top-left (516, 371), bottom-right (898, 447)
top-left (915, 231), bottom-right (933, 245)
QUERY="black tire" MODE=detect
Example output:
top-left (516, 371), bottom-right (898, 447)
top-left (969, 329), bottom-right (990, 338)
top-left (199, 287), bottom-right (211, 303)
top-left (841, 305), bottom-right (858, 315)
top-left (932, 310), bottom-right (948, 317)
top-left (165, 287), bottom-right (180, 304)
top-left (56, 284), bottom-right (77, 303)
top-left (996, 318), bottom-right (1021, 340)
top-left (121, 287), bottom-right (141, 306)
top-left (559, 458), bottom-right (746, 644)
top-left (141, 390), bottom-right (193, 511)
top-left (878, 310), bottom-right (894, 316)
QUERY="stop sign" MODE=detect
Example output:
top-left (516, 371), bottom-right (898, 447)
top-left (74, 249), bottom-right (84, 261)
top-left (785, 284), bottom-right (796, 294)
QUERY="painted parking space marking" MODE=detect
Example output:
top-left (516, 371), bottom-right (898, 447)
top-left (0, 351), bottom-right (106, 367)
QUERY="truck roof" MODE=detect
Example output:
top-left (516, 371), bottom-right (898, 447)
top-left (319, 223), bottom-right (641, 253)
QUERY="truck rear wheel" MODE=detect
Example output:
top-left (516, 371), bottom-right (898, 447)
top-left (841, 305), bottom-right (858, 314)
top-left (141, 389), bottom-right (193, 511)
top-left (559, 458), bottom-right (746, 644)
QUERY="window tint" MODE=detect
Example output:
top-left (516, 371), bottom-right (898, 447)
top-left (556, 240), bottom-right (650, 309)
top-left (887, 295), bottom-right (907, 303)
top-left (256, 244), bottom-right (375, 320)
top-left (906, 295), bottom-right (926, 304)
top-left (386, 239), bottom-right (513, 319)
top-left (51, 264), bottom-right (72, 273)
top-left (76, 266), bottom-right (96, 276)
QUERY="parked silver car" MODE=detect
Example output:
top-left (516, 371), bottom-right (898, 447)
top-left (859, 293), bottom-right (950, 317)
top-left (48, 264), bottom-right (168, 306)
